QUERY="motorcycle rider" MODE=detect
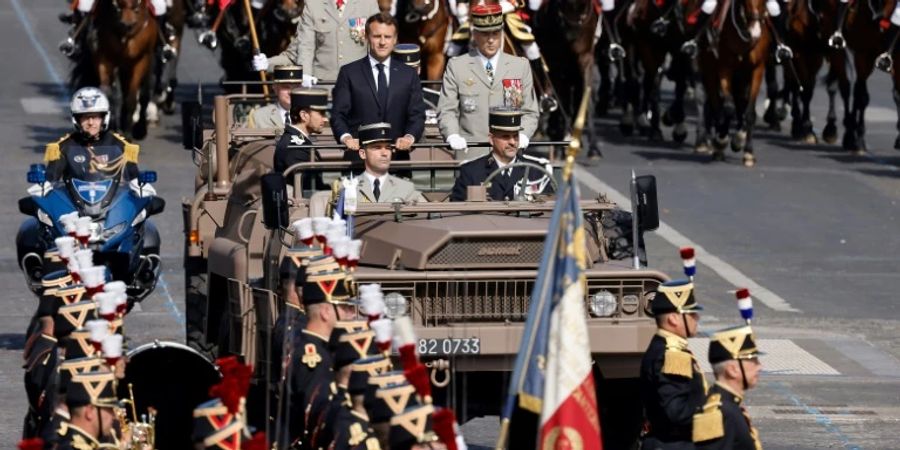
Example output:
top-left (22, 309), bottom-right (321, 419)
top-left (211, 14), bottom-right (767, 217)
top-left (44, 87), bottom-right (140, 183)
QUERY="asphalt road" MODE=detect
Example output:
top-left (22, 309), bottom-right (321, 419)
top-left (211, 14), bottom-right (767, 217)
top-left (2, 1), bottom-right (900, 448)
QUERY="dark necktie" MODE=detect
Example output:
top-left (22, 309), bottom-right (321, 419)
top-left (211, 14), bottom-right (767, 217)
top-left (376, 63), bottom-right (388, 112)
top-left (373, 178), bottom-right (381, 202)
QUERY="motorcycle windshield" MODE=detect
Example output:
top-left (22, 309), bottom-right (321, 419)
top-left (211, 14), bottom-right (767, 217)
top-left (70, 178), bottom-right (115, 205)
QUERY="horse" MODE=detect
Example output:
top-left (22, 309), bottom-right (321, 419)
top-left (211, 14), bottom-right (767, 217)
top-left (783, 0), bottom-right (826, 144)
top-left (533, 0), bottom-right (603, 157)
top-left (153, 0), bottom-right (187, 116)
top-left (696, 0), bottom-right (771, 166)
top-left (94, 0), bottom-right (159, 139)
top-left (838, 0), bottom-right (884, 153)
top-left (397, 0), bottom-right (451, 80)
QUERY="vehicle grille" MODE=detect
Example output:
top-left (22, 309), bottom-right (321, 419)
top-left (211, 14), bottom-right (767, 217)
top-left (427, 238), bottom-right (545, 268)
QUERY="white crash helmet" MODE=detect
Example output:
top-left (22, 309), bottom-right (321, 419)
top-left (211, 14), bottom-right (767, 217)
top-left (70, 87), bottom-right (111, 132)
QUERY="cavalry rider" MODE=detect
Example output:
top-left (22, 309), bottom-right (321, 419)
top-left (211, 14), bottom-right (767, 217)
top-left (45, 87), bottom-right (140, 183)
top-left (681, 0), bottom-right (793, 63)
top-left (59, 0), bottom-right (177, 60)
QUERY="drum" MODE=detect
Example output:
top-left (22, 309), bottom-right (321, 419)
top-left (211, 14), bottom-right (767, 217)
top-left (119, 340), bottom-right (221, 450)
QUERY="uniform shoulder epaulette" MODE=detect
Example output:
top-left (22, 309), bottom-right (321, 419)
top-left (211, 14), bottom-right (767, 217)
top-left (23, 333), bottom-right (57, 371)
top-left (662, 349), bottom-right (694, 378)
top-left (71, 433), bottom-right (94, 450)
top-left (44, 134), bottom-right (70, 163)
top-left (693, 393), bottom-right (724, 443)
top-left (112, 132), bottom-right (140, 164)
top-left (521, 153), bottom-right (550, 165)
top-left (365, 436), bottom-right (381, 450)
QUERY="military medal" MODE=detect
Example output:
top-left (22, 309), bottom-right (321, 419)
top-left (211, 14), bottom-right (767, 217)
top-left (302, 343), bottom-right (322, 368)
top-left (462, 95), bottom-right (478, 113)
top-left (502, 78), bottom-right (524, 109)
top-left (348, 18), bottom-right (367, 45)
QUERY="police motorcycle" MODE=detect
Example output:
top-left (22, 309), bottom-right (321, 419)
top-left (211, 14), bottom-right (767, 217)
top-left (16, 163), bottom-right (165, 303)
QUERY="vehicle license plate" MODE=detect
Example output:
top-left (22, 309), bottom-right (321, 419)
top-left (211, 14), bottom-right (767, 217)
top-left (417, 338), bottom-right (481, 355)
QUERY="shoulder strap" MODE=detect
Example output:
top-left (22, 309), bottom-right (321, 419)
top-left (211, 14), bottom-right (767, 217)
top-left (44, 134), bottom-right (70, 163)
top-left (661, 349), bottom-right (694, 378)
top-left (693, 393), bottom-right (725, 442)
top-left (111, 132), bottom-right (139, 163)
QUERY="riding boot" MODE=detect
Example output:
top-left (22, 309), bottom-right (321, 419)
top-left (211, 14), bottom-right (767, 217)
top-left (529, 58), bottom-right (559, 113)
top-left (770, 14), bottom-right (794, 63)
top-left (829, 1), bottom-right (849, 49)
top-left (876, 23), bottom-right (900, 72)
top-left (157, 13), bottom-right (178, 62)
top-left (58, 12), bottom-right (84, 58)
top-left (681, 11), bottom-right (712, 57)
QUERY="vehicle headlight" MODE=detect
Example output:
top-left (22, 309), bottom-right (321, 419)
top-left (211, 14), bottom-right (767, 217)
top-left (588, 290), bottom-right (618, 317)
top-left (100, 222), bottom-right (126, 241)
top-left (37, 209), bottom-right (53, 227)
top-left (622, 294), bottom-right (640, 315)
top-left (131, 209), bottom-right (147, 227)
top-left (384, 292), bottom-right (409, 318)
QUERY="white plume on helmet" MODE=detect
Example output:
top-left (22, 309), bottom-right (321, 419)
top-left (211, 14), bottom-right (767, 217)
top-left (70, 87), bottom-right (111, 132)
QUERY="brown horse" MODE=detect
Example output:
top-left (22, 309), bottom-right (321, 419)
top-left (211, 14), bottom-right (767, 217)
top-left (154, 0), bottom-right (187, 115)
top-left (784, 0), bottom-right (825, 144)
top-left (398, 0), bottom-right (451, 80)
top-left (95, 0), bottom-right (159, 139)
top-left (697, 0), bottom-right (771, 166)
top-left (838, 0), bottom-right (884, 153)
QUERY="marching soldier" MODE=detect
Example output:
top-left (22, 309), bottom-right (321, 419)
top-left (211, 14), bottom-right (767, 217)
top-left (55, 370), bottom-right (120, 450)
top-left (272, 87), bottom-right (330, 175)
top-left (694, 326), bottom-right (764, 450)
top-left (640, 279), bottom-right (708, 450)
top-left (246, 66), bottom-right (303, 131)
top-left (355, 123), bottom-right (427, 203)
top-left (252, 0), bottom-right (380, 85)
top-left (45, 88), bottom-right (140, 183)
top-left (437, 4), bottom-right (539, 158)
top-left (449, 109), bottom-right (553, 201)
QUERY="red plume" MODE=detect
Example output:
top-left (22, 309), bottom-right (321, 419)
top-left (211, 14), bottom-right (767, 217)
top-left (209, 356), bottom-right (254, 414)
top-left (432, 408), bottom-right (459, 450)
top-left (679, 247), bottom-right (695, 260)
top-left (17, 438), bottom-right (44, 450)
top-left (242, 432), bottom-right (267, 450)
top-left (399, 343), bottom-right (418, 369)
top-left (404, 363), bottom-right (432, 404)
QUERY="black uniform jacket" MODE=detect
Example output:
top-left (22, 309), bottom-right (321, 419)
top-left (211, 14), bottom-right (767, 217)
top-left (450, 153), bottom-right (553, 201)
top-left (640, 330), bottom-right (708, 449)
top-left (288, 329), bottom-right (334, 446)
top-left (45, 132), bottom-right (139, 182)
top-left (55, 422), bottom-right (102, 450)
top-left (695, 383), bottom-right (762, 450)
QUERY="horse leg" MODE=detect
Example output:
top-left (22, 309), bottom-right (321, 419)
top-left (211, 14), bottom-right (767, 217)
top-left (848, 55), bottom-right (873, 154)
top-left (641, 60), bottom-right (664, 141)
top-left (666, 55), bottom-right (689, 144)
top-left (894, 77), bottom-right (900, 149)
top-left (126, 56), bottom-right (152, 140)
top-left (741, 63), bottom-right (766, 167)
top-left (762, 61), bottom-right (783, 130)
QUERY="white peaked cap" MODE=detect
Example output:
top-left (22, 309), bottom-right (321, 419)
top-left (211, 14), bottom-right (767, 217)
top-left (86, 319), bottom-right (110, 342)
top-left (292, 218), bottom-right (314, 239)
top-left (393, 316), bottom-right (417, 347)
top-left (102, 334), bottom-right (123, 358)
top-left (347, 240), bottom-right (363, 260)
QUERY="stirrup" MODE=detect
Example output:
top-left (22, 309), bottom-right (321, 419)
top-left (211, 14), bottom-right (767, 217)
top-left (775, 44), bottom-right (793, 64)
top-left (161, 44), bottom-right (177, 63)
top-left (59, 37), bottom-right (76, 56)
top-left (876, 52), bottom-right (894, 73)
top-left (828, 32), bottom-right (845, 49)
top-left (650, 18), bottom-right (669, 36)
top-left (540, 94), bottom-right (559, 113)
top-left (681, 39), bottom-right (699, 58)
top-left (198, 30), bottom-right (218, 50)
top-left (608, 43), bottom-right (626, 61)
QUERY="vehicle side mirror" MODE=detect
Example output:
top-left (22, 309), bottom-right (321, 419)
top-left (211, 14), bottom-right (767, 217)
top-left (260, 173), bottom-right (289, 230)
top-left (18, 197), bottom-right (37, 216)
top-left (634, 175), bottom-right (659, 232)
top-left (181, 101), bottom-right (203, 150)
top-left (147, 197), bottom-right (166, 216)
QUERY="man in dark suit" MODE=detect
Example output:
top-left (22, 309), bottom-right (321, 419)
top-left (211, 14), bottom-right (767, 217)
top-left (330, 12), bottom-right (426, 164)
top-left (450, 109), bottom-right (554, 202)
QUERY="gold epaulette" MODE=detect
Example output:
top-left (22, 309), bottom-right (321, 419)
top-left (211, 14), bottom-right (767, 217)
top-left (44, 134), bottom-right (70, 163)
top-left (111, 132), bottom-right (139, 163)
top-left (693, 393), bottom-right (724, 442)
top-left (662, 349), bottom-right (694, 378)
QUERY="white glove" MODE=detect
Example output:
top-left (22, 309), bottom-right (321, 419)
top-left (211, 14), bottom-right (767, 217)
top-left (27, 182), bottom-right (54, 197)
top-left (252, 53), bottom-right (269, 72)
top-left (518, 133), bottom-right (530, 149)
top-left (499, 0), bottom-right (516, 13)
top-left (447, 134), bottom-right (468, 151)
top-left (129, 179), bottom-right (157, 198)
top-left (302, 74), bottom-right (318, 88)
top-left (457, 2), bottom-right (470, 22)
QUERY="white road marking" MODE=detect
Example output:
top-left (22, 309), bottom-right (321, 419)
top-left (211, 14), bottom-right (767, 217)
top-left (690, 338), bottom-right (840, 375)
top-left (21, 97), bottom-right (65, 115)
top-left (574, 165), bottom-right (800, 312)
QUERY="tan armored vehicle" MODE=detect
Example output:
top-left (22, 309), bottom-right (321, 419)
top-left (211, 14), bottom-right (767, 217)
top-left (182, 93), bottom-right (665, 446)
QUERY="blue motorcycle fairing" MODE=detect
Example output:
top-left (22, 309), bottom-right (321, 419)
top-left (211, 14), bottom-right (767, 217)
top-left (71, 179), bottom-right (114, 205)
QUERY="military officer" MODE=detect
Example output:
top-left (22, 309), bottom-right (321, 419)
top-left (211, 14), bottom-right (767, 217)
top-left (640, 279), bottom-right (708, 450)
top-left (246, 66), bottom-right (303, 131)
top-left (356, 123), bottom-right (427, 203)
top-left (449, 109), bottom-right (553, 202)
top-left (694, 325), bottom-right (764, 450)
top-left (55, 370), bottom-right (120, 450)
top-left (437, 4), bottom-right (539, 158)
top-left (45, 87), bottom-right (140, 183)
top-left (272, 88), bottom-right (330, 175)
top-left (393, 44), bottom-right (441, 117)
top-left (252, 0), bottom-right (380, 85)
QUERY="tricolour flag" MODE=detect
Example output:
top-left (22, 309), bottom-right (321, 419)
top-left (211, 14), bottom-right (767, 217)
top-left (499, 170), bottom-right (603, 450)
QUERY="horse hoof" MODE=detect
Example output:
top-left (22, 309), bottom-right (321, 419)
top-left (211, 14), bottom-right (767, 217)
top-left (673, 128), bottom-right (688, 144)
top-left (694, 142), bottom-right (712, 155)
top-left (713, 136), bottom-right (729, 151)
top-left (776, 105), bottom-right (790, 121)
top-left (823, 123), bottom-right (838, 144)
top-left (803, 133), bottom-right (818, 145)
top-left (637, 113), bottom-right (651, 129)
top-left (842, 133), bottom-right (857, 151)
top-left (743, 153), bottom-right (756, 168)
top-left (731, 131), bottom-right (747, 153)
top-left (132, 123), bottom-right (148, 141)
top-left (791, 121), bottom-right (803, 139)
top-left (712, 149), bottom-right (726, 162)
top-left (661, 110), bottom-right (674, 127)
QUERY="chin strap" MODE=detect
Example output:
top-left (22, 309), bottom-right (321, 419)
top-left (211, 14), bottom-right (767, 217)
top-left (738, 359), bottom-right (748, 390)
top-left (681, 313), bottom-right (690, 337)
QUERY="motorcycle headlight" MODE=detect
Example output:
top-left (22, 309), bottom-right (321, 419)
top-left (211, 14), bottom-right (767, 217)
top-left (37, 209), bottom-right (53, 227)
top-left (100, 222), bottom-right (126, 241)
top-left (384, 292), bottom-right (409, 318)
top-left (131, 209), bottom-right (147, 227)
top-left (588, 290), bottom-right (618, 317)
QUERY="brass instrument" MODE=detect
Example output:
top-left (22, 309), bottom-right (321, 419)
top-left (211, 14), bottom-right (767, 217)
top-left (117, 383), bottom-right (156, 449)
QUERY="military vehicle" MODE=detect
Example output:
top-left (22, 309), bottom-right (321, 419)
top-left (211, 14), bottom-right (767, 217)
top-left (181, 93), bottom-right (665, 446)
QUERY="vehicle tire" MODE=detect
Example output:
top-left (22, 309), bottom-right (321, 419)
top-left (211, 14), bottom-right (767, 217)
top-left (184, 257), bottom-right (215, 358)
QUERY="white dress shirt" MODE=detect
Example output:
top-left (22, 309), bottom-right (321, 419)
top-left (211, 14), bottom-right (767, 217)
top-left (476, 50), bottom-right (501, 81)
top-left (363, 171), bottom-right (389, 200)
top-left (369, 55), bottom-right (391, 89)
top-left (492, 155), bottom-right (516, 176)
